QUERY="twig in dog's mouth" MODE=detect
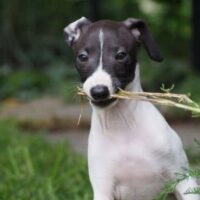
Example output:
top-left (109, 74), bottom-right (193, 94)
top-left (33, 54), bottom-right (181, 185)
top-left (77, 94), bottom-right (84, 126)
top-left (77, 87), bottom-right (200, 118)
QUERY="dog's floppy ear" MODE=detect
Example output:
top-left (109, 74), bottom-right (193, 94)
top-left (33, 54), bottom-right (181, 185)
top-left (123, 18), bottom-right (163, 62)
top-left (64, 17), bottom-right (91, 47)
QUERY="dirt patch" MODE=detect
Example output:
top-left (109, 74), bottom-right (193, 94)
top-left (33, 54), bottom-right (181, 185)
top-left (0, 97), bottom-right (91, 130)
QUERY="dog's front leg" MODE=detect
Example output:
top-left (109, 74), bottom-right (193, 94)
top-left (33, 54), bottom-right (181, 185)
top-left (93, 193), bottom-right (114, 200)
top-left (91, 180), bottom-right (114, 200)
top-left (90, 174), bottom-right (114, 200)
top-left (175, 177), bottom-right (200, 200)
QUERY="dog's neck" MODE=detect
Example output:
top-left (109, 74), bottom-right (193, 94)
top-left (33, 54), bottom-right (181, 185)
top-left (125, 63), bottom-right (143, 93)
top-left (90, 64), bottom-right (143, 132)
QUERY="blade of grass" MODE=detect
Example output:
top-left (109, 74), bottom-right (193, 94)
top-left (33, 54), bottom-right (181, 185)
top-left (7, 147), bottom-right (21, 177)
top-left (23, 146), bottom-right (34, 176)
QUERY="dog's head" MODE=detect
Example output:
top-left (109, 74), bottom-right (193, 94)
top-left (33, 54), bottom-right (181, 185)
top-left (64, 17), bottom-right (163, 108)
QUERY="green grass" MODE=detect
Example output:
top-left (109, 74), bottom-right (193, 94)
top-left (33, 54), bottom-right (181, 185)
top-left (0, 119), bottom-right (199, 200)
top-left (0, 120), bottom-right (92, 200)
top-left (154, 143), bottom-right (200, 200)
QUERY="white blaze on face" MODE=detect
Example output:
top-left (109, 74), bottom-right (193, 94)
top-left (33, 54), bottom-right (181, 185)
top-left (83, 29), bottom-right (114, 99)
top-left (99, 29), bottom-right (104, 69)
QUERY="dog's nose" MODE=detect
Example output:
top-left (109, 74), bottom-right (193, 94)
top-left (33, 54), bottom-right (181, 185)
top-left (90, 85), bottom-right (109, 100)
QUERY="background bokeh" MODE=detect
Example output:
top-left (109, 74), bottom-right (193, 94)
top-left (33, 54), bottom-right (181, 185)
top-left (0, 1), bottom-right (200, 199)
top-left (0, 0), bottom-right (199, 103)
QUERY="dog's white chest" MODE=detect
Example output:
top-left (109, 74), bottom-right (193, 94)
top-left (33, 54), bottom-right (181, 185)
top-left (87, 101), bottom-right (183, 200)
top-left (88, 128), bottom-right (167, 200)
top-left (111, 142), bottom-right (165, 200)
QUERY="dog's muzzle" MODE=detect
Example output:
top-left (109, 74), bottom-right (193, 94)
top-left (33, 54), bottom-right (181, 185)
top-left (90, 85), bottom-right (116, 107)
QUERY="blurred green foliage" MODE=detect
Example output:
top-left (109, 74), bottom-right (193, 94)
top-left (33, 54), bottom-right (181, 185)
top-left (0, 68), bottom-right (49, 100)
top-left (0, 120), bottom-right (199, 200)
top-left (177, 74), bottom-right (200, 102)
top-left (0, 0), bottom-right (84, 67)
top-left (0, 119), bottom-right (92, 200)
top-left (0, 0), bottom-right (191, 67)
top-left (0, 63), bottom-right (80, 101)
top-left (0, 0), bottom-right (198, 103)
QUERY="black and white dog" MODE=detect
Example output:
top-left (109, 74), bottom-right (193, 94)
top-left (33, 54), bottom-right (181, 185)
top-left (64, 17), bottom-right (199, 200)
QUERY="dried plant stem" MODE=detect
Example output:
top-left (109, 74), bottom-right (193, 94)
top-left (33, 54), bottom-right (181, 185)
top-left (113, 94), bottom-right (200, 113)
top-left (77, 87), bottom-right (200, 116)
top-left (77, 94), bottom-right (84, 126)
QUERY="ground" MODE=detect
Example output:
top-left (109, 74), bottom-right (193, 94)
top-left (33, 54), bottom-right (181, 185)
top-left (1, 97), bottom-right (199, 155)
top-left (0, 97), bottom-right (199, 200)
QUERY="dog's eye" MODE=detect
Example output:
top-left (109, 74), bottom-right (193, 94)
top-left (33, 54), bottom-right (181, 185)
top-left (78, 53), bottom-right (88, 62)
top-left (115, 52), bottom-right (127, 60)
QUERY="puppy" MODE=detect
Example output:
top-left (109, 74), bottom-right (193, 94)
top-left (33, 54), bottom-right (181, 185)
top-left (64, 17), bottom-right (200, 200)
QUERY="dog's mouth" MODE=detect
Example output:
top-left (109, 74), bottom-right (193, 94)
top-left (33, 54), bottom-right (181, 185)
top-left (90, 88), bottom-right (120, 108)
top-left (91, 97), bottom-right (117, 108)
